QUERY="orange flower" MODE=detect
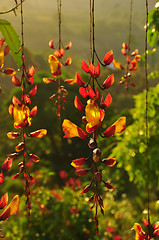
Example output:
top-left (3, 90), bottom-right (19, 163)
top-left (85, 99), bottom-right (105, 133)
top-left (48, 55), bottom-right (61, 77)
top-left (13, 104), bottom-right (31, 128)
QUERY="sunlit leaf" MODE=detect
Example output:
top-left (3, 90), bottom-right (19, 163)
top-left (0, 20), bottom-right (22, 68)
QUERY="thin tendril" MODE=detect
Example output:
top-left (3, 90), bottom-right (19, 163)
top-left (92, 0), bottom-right (95, 65)
top-left (145, 0), bottom-right (150, 229)
top-left (128, 0), bottom-right (133, 54)
top-left (90, 0), bottom-right (92, 59)
top-left (20, 0), bottom-right (25, 83)
top-left (0, 0), bottom-right (26, 15)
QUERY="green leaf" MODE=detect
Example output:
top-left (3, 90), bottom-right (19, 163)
top-left (0, 19), bottom-right (22, 68)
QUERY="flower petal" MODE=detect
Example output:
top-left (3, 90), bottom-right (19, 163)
top-left (113, 60), bottom-right (124, 70)
top-left (104, 117), bottom-right (126, 137)
top-left (74, 96), bottom-right (85, 111)
top-left (64, 78), bottom-right (76, 85)
top-left (75, 72), bottom-right (85, 87)
top-left (43, 78), bottom-right (56, 84)
top-left (103, 74), bottom-right (114, 89)
top-left (81, 60), bottom-right (89, 73)
top-left (0, 193), bottom-right (8, 209)
top-left (62, 119), bottom-right (87, 139)
top-left (0, 195), bottom-right (19, 221)
top-left (103, 50), bottom-right (113, 65)
top-left (2, 158), bottom-right (12, 172)
top-left (30, 129), bottom-right (47, 138)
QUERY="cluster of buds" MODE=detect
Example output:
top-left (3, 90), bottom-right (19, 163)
top-left (62, 50), bottom-right (126, 236)
top-left (113, 42), bottom-right (141, 90)
top-left (0, 159), bottom-right (19, 224)
top-left (43, 40), bottom-right (72, 118)
top-left (6, 54), bottom-right (47, 217)
top-left (0, 37), bottom-right (16, 91)
top-left (132, 219), bottom-right (159, 239)
top-left (0, 139), bottom-right (19, 230)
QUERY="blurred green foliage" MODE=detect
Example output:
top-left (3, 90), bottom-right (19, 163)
top-left (110, 84), bottom-right (159, 192)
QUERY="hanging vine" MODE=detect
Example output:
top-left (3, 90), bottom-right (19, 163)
top-left (43, 0), bottom-right (72, 119)
top-left (112, 0), bottom-right (141, 92)
top-left (62, 0), bottom-right (126, 236)
top-left (1, 0), bottom-right (47, 219)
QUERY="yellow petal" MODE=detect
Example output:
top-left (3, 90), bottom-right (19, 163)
top-left (0, 48), bottom-right (4, 69)
top-left (0, 195), bottom-right (19, 221)
top-left (43, 78), bottom-right (56, 84)
top-left (62, 119), bottom-right (79, 138)
top-left (113, 59), bottom-right (124, 69)
top-left (36, 129), bottom-right (47, 138)
top-left (112, 116), bottom-right (126, 133)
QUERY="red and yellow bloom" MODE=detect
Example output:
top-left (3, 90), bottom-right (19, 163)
top-left (13, 104), bottom-right (31, 129)
top-left (48, 55), bottom-right (61, 77)
top-left (85, 99), bottom-right (104, 133)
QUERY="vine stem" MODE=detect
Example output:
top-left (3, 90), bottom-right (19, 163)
top-left (21, 0), bottom-right (25, 83)
top-left (0, 0), bottom-right (26, 15)
top-left (145, 0), bottom-right (150, 229)
top-left (126, 0), bottom-right (133, 77)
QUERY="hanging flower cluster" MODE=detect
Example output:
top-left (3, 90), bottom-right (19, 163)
top-left (0, 37), bottom-right (16, 78)
top-left (0, 159), bottom-right (19, 234)
top-left (62, 51), bottom-right (126, 236)
top-left (132, 219), bottom-right (159, 239)
top-left (43, 40), bottom-right (72, 118)
top-left (6, 56), bottom-right (47, 217)
top-left (113, 42), bottom-right (141, 90)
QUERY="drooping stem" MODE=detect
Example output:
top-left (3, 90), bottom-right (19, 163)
top-left (92, 0), bottom-right (95, 65)
top-left (90, 0), bottom-right (92, 59)
top-left (145, 0), bottom-right (150, 229)
top-left (57, 0), bottom-right (62, 50)
top-left (20, 0), bottom-right (25, 82)
top-left (128, 0), bottom-right (133, 54)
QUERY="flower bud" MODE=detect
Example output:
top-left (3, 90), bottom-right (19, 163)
top-left (82, 116), bottom-right (87, 123)
top-left (80, 184), bottom-right (90, 194)
top-left (95, 172), bottom-right (102, 183)
top-left (88, 138), bottom-right (97, 149)
top-left (93, 148), bottom-right (102, 163)
top-left (76, 169), bottom-right (89, 176)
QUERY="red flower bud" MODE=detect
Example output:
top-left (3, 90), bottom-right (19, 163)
top-left (29, 154), bottom-right (40, 162)
top-left (12, 76), bottom-right (21, 87)
top-left (2, 158), bottom-right (12, 172)
top-left (72, 158), bottom-right (86, 166)
top-left (81, 184), bottom-right (91, 194)
top-left (12, 173), bottom-right (20, 180)
top-left (104, 182), bottom-right (114, 189)
top-left (7, 153), bottom-right (18, 159)
top-left (95, 172), bottom-right (102, 183)
top-left (102, 158), bottom-right (116, 167)
top-left (15, 142), bottom-right (25, 152)
top-left (76, 169), bottom-right (89, 176)
top-left (49, 40), bottom-right (54, 49)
